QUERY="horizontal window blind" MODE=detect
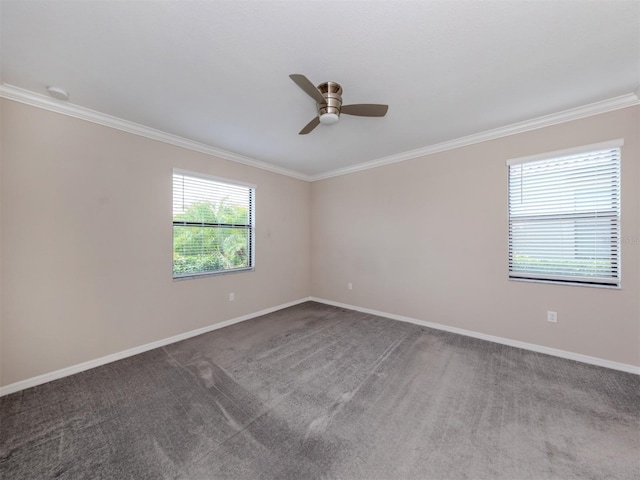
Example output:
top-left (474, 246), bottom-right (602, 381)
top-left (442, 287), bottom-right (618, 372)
top-left (508, 146), bottom-right (620, 286)
top-left (173, 171), bottom-right (254, 278)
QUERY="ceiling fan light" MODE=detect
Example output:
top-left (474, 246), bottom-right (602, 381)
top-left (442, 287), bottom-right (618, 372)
top-left (319, 113), bottom-right (339, 125)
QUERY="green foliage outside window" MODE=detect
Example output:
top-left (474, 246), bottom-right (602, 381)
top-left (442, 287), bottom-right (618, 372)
top-left (511, 255), bottom-right (612, 277)
top-left (173, 200), bottom-right (251, 276)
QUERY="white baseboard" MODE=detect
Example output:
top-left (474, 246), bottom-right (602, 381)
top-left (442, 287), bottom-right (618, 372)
top-left (309, 297), bottom-right (640, 375)
top-left (0, 297), bottom-right (312, 397)
top-left (3, 296), bottom-right (636, 397)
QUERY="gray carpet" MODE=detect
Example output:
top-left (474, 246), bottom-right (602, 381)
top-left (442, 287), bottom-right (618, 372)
top-left (1, 302), bottom-right (638, 479)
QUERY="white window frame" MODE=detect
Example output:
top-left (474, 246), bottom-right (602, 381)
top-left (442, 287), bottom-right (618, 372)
top-left (172, 169), bottom-right (255, 280)
top-left (506, 140), bottom-right (622, 288)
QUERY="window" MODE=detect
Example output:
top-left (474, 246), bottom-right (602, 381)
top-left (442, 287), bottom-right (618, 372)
top-left (507, 140), bottom-right (621, 287)
top-left (173, 170), bottom-right (254, 278)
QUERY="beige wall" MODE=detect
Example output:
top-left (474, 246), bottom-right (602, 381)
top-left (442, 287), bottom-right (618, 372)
top-left (311, 106), bottom-right (640, 367)
top-left (0, 99), bottom-right (311, 386)
top-left (1, 100), bottom-right (638, 388)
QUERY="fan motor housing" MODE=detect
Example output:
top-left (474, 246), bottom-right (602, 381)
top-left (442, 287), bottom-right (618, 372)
top-left (317, 81), bottom-right (343, 118)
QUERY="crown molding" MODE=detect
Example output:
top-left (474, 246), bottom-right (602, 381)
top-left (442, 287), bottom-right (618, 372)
top-left (0, 84), bottom-right (312, 182)
top-left (309, 92), bottom-right (640, 181)
top-left (3, 84), bottom-right (637, 184)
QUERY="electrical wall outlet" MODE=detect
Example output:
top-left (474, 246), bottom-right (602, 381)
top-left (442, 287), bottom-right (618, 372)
top-left (229, 292), bottom-right (235, 301)
top-left (348, 282), bottom-right (353, 290)
top-left (547, 311), bottom-right (558, 323)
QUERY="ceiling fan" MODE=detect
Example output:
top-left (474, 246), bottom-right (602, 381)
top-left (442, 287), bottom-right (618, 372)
top-left (289, 74), bottom-right (388, 135)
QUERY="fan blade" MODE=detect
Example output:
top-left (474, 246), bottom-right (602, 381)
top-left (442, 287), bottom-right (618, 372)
top-left (289, 74), bottom-right (326, 104)
top-left (299, 116), bottom-right (320, 135)
top-left (341, 104), bottom-right (388, 117)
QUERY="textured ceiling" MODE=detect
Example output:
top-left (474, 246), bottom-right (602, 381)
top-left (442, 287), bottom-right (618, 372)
top-left (1, 0), bottom-right (639, 177)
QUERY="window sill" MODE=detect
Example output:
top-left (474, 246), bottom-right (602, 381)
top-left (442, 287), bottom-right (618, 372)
top-left (508, 277), bottom-right (620, 289)
top-left (173, 267), bottom-right (255, 281)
